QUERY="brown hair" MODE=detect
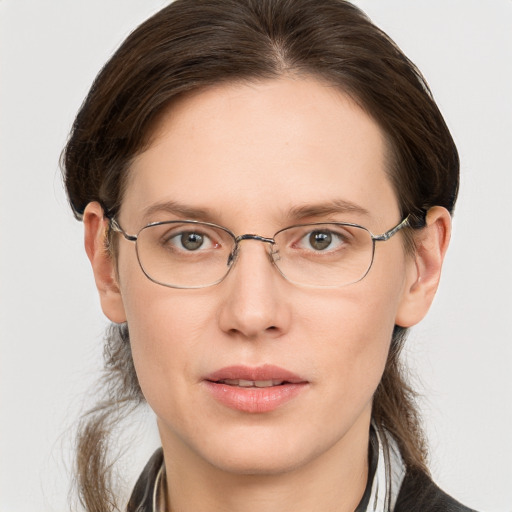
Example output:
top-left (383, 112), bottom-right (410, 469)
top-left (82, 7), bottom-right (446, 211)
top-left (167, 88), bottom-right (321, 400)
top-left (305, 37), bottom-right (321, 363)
top-left (62, 0), bottom-right (459, 510)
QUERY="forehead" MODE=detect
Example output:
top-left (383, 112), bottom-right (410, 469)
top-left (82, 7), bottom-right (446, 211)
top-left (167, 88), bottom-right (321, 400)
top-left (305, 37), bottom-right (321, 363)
top-left (122, 76), bottom-right (398, 230)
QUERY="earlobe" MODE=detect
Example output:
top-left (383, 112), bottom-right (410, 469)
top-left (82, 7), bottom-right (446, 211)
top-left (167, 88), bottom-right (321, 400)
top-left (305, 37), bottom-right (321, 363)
top-left (83, 202), bottom-right (127, 323)
top-left (395, 206), bottom-right (452, 327)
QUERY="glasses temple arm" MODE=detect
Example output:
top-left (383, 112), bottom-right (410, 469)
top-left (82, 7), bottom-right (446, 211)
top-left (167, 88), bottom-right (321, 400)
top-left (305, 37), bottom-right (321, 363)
top-left (108, 217), bottom-right (138, 242)
top-left (373, 216), bottom-right (410, 242)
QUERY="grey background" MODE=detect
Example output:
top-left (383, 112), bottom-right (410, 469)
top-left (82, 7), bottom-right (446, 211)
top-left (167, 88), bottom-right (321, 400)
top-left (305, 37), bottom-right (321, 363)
top-left (1, 1), bottom-right (511, 510)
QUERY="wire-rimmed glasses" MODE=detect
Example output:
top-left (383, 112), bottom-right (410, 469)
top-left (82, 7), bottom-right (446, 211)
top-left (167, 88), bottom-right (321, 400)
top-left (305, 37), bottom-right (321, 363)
top-left (108, 216), bottom-right (410, 289)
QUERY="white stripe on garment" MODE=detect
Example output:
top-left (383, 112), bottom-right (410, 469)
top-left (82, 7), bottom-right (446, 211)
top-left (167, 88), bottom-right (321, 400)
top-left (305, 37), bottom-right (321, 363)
top-left (367, 426), bottom-right (406, 512)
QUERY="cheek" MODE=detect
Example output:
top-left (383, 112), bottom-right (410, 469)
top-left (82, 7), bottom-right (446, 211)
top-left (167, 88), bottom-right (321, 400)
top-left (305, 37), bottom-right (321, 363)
top-left (116, 251), bottom-right (215, 396)
top-left (126, 290), bottom-right (214, 364)
top-left (302, 294), bottom-right (394, 381)
top-left (296, 262), bottom-right (406, 393)
top-left (124, 291), bottom-right (221, 433)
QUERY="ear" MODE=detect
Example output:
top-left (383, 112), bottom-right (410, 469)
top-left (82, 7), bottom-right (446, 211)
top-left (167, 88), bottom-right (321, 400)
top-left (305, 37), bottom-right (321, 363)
top-left (395, 206), bottom-right (452, 327)
top-left (83, 202), bottom-right (127, 323)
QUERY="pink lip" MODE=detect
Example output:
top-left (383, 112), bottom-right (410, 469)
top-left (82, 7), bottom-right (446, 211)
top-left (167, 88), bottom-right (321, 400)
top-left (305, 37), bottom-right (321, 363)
top-left (203, 364), bottom-right (309, 414)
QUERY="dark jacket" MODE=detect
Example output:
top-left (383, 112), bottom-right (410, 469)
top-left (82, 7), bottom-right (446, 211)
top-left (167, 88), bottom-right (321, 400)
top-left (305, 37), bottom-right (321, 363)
top-left (394, 470), bottom-right (477, 512)
top-left (127, 449), bottom-right (477, 512)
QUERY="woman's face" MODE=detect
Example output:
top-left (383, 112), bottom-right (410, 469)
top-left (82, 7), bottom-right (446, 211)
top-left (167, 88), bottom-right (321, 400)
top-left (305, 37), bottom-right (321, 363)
top-left (106, 77), bottom-right (420, 475)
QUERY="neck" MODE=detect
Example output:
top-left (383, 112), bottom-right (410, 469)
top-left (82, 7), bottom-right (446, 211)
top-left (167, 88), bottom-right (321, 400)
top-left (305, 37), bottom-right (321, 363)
top-left (159, 416), bottom-right (370, 512)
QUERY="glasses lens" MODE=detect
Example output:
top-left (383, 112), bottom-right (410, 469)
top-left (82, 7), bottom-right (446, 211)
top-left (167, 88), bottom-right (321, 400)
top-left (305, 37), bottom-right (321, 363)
top-left (273, 223), bottom-right (374, 287)
top-left (136, 222), bottom-right (235, 288)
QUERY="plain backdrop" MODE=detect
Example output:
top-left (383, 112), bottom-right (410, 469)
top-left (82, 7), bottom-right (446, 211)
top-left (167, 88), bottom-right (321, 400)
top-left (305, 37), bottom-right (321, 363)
top-left (1, 1), bottom-right (511, 511)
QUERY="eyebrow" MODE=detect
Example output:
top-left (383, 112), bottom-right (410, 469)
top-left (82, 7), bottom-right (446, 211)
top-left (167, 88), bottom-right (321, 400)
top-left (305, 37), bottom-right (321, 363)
top-left (142, 200), bottom-right (219, 223)
top-left (285, 199), bottom-right (370, 222)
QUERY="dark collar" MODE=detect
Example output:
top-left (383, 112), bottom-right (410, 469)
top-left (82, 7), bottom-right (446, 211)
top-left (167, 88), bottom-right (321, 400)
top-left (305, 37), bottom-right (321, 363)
top-left (126, 448), bottom-right (163, 512)
top-left (394, 469), bottom-right (478, 512)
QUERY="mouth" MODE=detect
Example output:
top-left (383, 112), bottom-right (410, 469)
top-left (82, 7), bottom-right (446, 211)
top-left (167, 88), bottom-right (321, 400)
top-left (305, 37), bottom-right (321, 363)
top-left (205, 364), bottom-right (306, 383)
top-left (213, 379), bottom-right (291, 388)
top-left (203, 365), bottom-right (308, 413)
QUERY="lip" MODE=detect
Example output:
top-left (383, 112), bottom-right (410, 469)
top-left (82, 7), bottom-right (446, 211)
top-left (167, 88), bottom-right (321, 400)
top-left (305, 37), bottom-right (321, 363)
top-left (203, 364), bottom-right (309, 413)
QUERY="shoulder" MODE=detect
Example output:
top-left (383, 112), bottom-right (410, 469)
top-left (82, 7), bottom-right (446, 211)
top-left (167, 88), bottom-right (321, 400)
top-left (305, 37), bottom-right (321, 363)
top-left (395, 469), bottom-right (478, 512)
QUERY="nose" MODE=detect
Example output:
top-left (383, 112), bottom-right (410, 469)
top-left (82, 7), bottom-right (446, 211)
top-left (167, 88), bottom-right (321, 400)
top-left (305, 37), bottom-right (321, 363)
top-left (217, 239), bottom-right (291, 339)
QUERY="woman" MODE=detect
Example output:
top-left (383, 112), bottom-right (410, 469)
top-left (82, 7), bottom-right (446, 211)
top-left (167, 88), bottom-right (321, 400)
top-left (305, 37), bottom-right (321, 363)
top-left (62, 0), bottom-right (477, 510)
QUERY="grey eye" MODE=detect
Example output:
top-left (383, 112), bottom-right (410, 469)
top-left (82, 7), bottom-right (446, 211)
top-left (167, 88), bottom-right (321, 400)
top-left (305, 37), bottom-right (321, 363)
top-left (180, 232), bottom-right (204, 250)
top-left (308, 231), bottom-right (332, 250)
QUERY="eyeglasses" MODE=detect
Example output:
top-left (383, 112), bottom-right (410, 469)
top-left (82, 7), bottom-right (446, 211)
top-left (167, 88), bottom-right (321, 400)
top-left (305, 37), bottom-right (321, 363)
top-left (108, 216), bottom-right (410, 289)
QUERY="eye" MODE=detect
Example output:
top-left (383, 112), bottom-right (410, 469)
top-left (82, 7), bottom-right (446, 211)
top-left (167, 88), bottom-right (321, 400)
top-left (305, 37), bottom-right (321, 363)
top-left (308, 231), bottom-right (333, 251)
top-left (171, 231), bottom-right (215, 251)
top-left (141, 222), bottom-right (231, 259)
top-left (180, 232), bottom-right (207, 250)
top-left (299, 229), bottom-right (348, 252)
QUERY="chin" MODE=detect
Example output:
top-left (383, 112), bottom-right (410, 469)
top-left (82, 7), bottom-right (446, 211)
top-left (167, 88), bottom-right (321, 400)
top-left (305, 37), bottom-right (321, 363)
top-left (207, 447), bottom-right (312, 476)
top-left (192, 425), bottom-right (335, 477)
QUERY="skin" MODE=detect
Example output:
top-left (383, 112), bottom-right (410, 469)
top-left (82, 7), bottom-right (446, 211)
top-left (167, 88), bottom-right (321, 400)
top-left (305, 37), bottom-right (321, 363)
top-left (84, 76), bottom-right (451, 512)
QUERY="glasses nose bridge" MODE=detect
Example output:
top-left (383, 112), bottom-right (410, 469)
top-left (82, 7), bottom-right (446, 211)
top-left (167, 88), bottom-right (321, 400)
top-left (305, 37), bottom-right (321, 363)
top-left (235, 233), bottom-right (276, 245)
top-left (228, 233), bottom-right (276, 266)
